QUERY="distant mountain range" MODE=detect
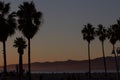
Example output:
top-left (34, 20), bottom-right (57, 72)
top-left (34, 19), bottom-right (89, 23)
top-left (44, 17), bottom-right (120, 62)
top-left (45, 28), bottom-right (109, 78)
top-left (0, 56), bottom-right (120, 72)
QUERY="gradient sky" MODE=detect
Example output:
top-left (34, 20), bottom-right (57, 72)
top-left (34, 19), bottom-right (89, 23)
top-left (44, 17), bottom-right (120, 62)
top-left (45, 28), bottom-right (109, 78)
top-left (0, 0), bottom-right (120, 66)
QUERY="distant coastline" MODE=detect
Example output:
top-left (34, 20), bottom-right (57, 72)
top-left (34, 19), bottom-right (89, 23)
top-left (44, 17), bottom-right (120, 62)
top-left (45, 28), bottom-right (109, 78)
top-left (0, 56), bottom-right (119, 73)
top-left (31, 70), bottom-right (117, 74)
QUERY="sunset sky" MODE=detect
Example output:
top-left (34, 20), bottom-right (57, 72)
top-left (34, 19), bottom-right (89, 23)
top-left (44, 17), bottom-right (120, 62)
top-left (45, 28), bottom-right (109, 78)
top-left (0, 0), bottom-right (120, 66)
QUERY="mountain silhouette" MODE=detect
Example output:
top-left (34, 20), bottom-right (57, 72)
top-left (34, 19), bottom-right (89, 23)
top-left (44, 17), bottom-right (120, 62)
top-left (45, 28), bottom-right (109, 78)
top-left (0, 56), bottom-right (120, 72)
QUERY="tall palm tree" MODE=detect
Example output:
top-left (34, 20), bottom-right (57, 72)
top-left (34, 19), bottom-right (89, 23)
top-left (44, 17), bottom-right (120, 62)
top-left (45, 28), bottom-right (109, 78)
top-left (108, 24), bottom-right (119, 80)
top-left (17, 1), bottom-right (42, 80)
top-left (117, 18), bottom-right (120, 56)
top-left (96, 24), bottom-right (108, 77)
top-left (81, 23), bottom-right (95, 79)
top-left (13, 37), bottom-right (27, 80)
top-left (0, 1), bottom-right (16, 75)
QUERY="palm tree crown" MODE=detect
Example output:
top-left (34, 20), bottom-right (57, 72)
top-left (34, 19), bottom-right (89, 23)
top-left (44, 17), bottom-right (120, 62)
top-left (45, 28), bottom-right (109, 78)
top-left (108, 24), bottom-right (119, 45)
top-left (82, 23), bottom-right (95, 43)
top-left (96, 24), bottom-right (107, 42)
top-left (0, 1), bottom-right (16, 42)
top-left (13, 37), bottom-right (27, 53)
top-left (17, 1), bottom-right (42, 39)
top-left (0, 1), bottom-right (10, 16)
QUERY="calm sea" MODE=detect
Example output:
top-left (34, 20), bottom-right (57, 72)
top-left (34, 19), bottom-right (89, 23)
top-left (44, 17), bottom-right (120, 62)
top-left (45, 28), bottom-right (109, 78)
top-left (31, 70), bottom-right (117, 74)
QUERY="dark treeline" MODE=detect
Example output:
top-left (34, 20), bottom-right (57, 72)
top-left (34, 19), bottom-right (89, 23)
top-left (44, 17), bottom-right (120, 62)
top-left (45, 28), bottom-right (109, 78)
top-left (81, 19), bottom-right (120, 80)
top-left (0, 1), bottom-right (43, 80)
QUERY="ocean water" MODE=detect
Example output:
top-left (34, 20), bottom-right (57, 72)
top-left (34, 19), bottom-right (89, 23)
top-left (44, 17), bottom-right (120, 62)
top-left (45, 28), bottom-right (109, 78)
top-left (0, 70), bottom-right (117, 74)
top-left (31, 70), bottom-right (117, 74)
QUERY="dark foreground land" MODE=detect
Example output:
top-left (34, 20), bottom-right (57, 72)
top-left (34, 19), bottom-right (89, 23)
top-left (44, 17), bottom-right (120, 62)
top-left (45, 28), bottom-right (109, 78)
top-left (0, 72), bottom-right (119, 80)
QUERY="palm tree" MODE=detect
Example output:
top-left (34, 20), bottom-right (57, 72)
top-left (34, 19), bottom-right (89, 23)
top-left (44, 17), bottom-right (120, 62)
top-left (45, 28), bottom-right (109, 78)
top-left (96, 24), bottom-right (108, 77)
top-left (0, 1), bottom-right (16, 75)
top-left (117, 18), bottom-right (120, 41)
top-left (13, 37), bottom-right (27, 80)
top-left (17, 1), bottom-right (42, 80)
top-left (108, 24), bottom-right (119, 80)
top-left (116, 18), bottom-right (120, 56)
top-left (81, 23), bottom-right (95, 79)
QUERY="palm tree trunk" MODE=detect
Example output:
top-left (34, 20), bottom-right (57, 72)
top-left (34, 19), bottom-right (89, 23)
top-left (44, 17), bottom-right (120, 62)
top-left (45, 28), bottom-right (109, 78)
top-left (88, 42), bottom-right (91, 79)
top-left (102, 41), bottom-right (107, 77)
top-left (3, 41), bottom-right (7, 75)
top-left (19, 53), bottom-right (23, 80)
top-left (113, 44), bottom-right (119, 80)
top-left (28, 39), bottom-right (31, 80)
top-left (117, 53), bottom-right (119, 57)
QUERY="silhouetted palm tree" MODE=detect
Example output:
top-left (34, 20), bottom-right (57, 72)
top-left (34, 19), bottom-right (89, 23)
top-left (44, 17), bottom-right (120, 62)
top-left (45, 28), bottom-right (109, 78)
top-left (108, 24), bottom-right (119, 80)
top-left (96, 24), bottom-right (108, 77)
top-left (117, 18), bottom-right (120, 41)
top-left (81, 23), bottom-right (95, 79)
top-left (13, 37), bottom-right (27, 80)
top-left (0, 1), bottom-right (16, 75)
top-left (116, 18), bottom-right (120, 56)
top-left (17, 1), bottom-right (42, 80)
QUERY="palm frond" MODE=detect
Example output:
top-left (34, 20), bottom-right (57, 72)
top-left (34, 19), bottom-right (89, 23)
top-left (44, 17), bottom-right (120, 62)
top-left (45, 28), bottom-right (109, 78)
top-left (17, 1), bottom-right (42, 39)
top-left (96, 24), bottom-right (107, 42)
top-left (13, 37), bottom-right (27, 49)
top-left (108, 24), bottom-right (119, 45)
top-left (3, 3), bottom-right (10, 15)
top-left (81, 23), bottom-right (95, 43)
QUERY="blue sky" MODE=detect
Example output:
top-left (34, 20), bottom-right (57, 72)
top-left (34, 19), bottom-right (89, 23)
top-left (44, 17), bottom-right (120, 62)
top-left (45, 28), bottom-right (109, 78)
top-left (0, 0), bottom-right (120, 65)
